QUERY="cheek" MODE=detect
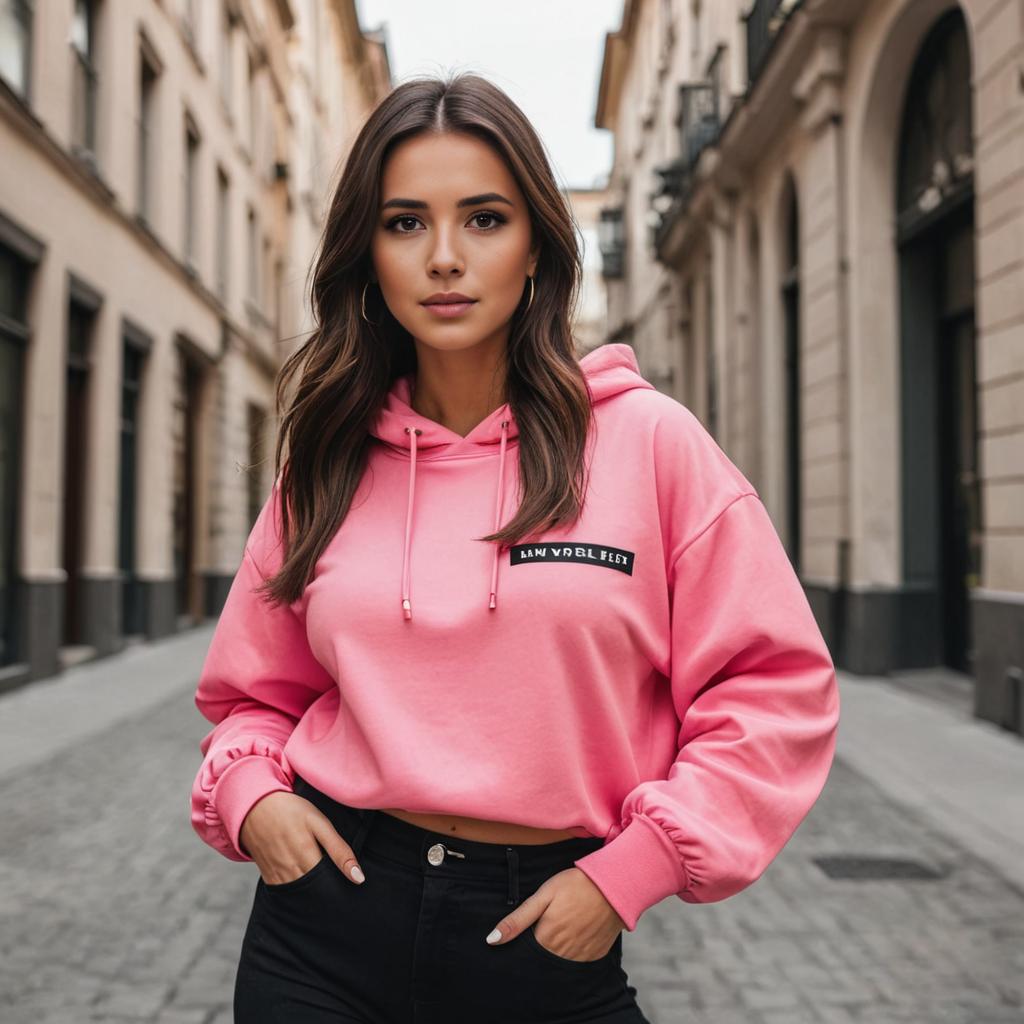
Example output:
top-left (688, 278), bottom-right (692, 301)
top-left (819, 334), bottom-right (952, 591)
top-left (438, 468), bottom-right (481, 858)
top-left (477, 240), bottom-right (530, 297)
top-left (373, 244), bottom-right (416, 297)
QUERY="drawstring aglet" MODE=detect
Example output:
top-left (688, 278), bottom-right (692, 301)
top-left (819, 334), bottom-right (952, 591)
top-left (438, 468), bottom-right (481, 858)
top-left (402, 598), bottom-right (412, 620)
top-left (489, 592), bottom-right (496, 610)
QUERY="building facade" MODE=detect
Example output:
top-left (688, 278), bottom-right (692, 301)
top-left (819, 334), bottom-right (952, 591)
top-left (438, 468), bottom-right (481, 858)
top-left (0, 0), bottom-right (390, 690)
top-left (596, 0), bottom-right (1024, 733)
top-left (568, 185), bottom-right (614, 356)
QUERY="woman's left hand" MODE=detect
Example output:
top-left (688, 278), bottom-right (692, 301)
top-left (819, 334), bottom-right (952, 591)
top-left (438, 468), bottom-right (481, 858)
top-left (484, 867), bottom-right (626, 961)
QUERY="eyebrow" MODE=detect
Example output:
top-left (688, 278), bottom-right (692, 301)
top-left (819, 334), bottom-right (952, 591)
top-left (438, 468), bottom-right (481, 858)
top-left (380, 192), bottom-right (515, 211)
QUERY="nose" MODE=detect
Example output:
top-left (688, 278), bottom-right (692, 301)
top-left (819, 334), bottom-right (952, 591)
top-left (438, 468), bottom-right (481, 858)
top-left (426, 223), bottom-right (464, 275)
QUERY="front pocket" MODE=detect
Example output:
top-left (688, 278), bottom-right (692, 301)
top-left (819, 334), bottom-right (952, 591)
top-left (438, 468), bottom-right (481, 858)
top-left (261, 853), bottom-right (330, 893)
top-left (523, 922), bottom-right (615, 968)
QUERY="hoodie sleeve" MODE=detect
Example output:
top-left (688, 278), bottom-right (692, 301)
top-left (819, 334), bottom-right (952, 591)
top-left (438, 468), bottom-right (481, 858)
top-left (572, 489), bottom-right (840, 931)
top-left (189, 482), bottom-right (336, 862)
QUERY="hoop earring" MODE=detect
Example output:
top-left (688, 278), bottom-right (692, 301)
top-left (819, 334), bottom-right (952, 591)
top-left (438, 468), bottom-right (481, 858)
top-left (524, 274), bottom-right (535, 312)
top-left (361, 281), bottom-right (380, 325)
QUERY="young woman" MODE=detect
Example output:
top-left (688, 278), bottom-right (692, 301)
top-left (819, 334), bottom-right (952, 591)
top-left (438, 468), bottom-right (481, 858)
top-left (190, 72), bottom-right (840, 1023)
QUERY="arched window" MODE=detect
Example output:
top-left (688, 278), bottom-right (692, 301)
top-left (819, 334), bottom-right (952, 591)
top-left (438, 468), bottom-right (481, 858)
top-left (897, 9), bottom-right (972, 233)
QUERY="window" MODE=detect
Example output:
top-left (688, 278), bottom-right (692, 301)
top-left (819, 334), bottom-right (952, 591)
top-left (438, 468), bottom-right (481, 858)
top-left (246, 403), bottom-right (265, 527)
top-left (184, 115), bottom-right (200, 268)
top-left (0, 0), bottom-right (33, 98)
top-left (219, 1), bottom-right (233, 114)
top-left (70, 0), bottom-right (98, 157)
top-left (137, 47), bottom-right (158, 223)
top-left (246, 205), bottom-right (258, 306)
top-left (690, 0), bottom-right (702, 70)
top-left (311, 0), bottom-right (321, 94)
top-left (216, 167), bottom-right (229, 301)
top-left (262, 236), bottom-right (271, 319)
top-left (246, 50), bottom-right (257, 154)
top-left (0, 242), bottom-right (30, 666)
top-left (273, 256), bottom-right (283, 338)
top-left (182, 0), bottom-right (198, 49)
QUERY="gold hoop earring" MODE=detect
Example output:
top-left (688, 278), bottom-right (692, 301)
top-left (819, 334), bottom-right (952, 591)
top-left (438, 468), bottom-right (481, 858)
top-left (524, 274), bottom-right (535, 312)
top-left (361, 281), bottom-right (379, 325)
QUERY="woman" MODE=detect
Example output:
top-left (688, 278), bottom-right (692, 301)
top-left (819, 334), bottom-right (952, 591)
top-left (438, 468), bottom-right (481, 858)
top-left (190, 72), bottom-right (840, 1023)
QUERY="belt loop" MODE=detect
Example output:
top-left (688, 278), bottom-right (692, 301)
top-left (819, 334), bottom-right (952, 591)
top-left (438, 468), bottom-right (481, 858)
top-left (505, 846), bottom-right (519, 906)
top-left (350, 808), bottom-right (378, 859)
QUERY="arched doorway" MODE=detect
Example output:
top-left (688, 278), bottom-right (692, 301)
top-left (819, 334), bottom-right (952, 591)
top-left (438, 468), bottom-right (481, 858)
top-left (780, 176), bottom-right (801, 573)
top-left (896, 7), bottom-right (978, 674)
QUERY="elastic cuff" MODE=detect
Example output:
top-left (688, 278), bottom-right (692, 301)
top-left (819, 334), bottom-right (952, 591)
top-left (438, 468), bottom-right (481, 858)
top-left (572, 814), bottom-right (689, 932)
top-left (212, 754), bottom-right (294, 861)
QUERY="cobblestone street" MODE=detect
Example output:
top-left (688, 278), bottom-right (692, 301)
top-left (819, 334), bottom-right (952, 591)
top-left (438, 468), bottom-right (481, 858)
top-left (0, 630), bottom-right (1022, 1024)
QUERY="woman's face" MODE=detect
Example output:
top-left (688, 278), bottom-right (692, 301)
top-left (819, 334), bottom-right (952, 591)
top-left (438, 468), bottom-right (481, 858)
top-left (370, 131), bottom-right (540, 356)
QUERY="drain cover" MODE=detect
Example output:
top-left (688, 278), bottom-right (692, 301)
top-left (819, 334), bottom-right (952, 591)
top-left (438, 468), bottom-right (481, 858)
top-left (812, 855), bottom-right (947, 880)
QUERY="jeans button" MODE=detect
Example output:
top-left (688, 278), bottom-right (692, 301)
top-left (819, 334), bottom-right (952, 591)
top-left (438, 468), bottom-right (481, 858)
top-left (427, 842), bottom-right (446, 866)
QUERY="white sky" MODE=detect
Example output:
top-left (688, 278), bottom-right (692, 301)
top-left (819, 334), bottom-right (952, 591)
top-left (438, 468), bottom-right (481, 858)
top-left (353, 0), bottom-right (625, 190)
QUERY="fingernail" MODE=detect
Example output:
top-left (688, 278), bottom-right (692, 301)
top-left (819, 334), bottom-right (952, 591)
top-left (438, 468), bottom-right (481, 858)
top-left (486, 928), bottom-right (502, 944)
top-left (351, 865), bottom-right (365, 884)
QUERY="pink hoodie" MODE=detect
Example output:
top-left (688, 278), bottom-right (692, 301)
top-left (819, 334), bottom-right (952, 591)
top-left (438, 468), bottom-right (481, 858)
top-left (191, 343), bottom-right (839, 932)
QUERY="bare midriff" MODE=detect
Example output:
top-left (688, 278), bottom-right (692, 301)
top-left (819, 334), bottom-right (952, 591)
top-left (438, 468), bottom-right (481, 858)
top-left (378, 808), bottom-right (590, 845)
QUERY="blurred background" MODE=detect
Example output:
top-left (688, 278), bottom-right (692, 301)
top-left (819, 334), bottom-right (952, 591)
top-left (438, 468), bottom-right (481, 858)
top-left (0, 2), bottom-right (1022, 1022)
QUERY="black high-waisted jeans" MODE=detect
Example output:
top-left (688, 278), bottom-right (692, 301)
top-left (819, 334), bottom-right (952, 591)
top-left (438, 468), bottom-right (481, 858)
top-left (234, 771), bottom-right (652, 1023)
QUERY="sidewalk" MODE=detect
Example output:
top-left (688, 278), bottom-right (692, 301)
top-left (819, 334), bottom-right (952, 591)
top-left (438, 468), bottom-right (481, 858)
top-left (0, 624), bottom-right (215, 782)
top-left (833, 666), bottom-right (1024, 895)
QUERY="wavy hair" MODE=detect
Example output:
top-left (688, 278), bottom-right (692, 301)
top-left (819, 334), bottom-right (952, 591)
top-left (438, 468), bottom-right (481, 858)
top-left (259, 71), bottom-right (592, 605)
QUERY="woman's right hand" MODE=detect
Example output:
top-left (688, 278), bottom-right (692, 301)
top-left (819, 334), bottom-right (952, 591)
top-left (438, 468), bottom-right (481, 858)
top-left (239, 791), bottom-right (367, 886)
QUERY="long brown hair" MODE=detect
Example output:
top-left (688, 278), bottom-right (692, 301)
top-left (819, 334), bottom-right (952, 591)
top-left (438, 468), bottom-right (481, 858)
top-left (259, 71), bottom-right (593, 606)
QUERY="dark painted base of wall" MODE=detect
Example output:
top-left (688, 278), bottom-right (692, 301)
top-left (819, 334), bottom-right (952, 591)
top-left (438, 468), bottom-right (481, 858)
top-left (5, 575), bottom-right (184, 691)
top-left (805, 582), bottom-right (1024, 735)
top-left (204, 573), bottom-right (235, 618)
top-left (972, 593), bottom-right (1024, 735)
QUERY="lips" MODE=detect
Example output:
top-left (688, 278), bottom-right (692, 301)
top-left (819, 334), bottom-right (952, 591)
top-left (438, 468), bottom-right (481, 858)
top-left (421, 298), bottom-right (476, 318)
top-left (422, 292), bottom-right (477, 305)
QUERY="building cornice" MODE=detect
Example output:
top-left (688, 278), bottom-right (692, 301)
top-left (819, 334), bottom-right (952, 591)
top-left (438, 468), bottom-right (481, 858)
top-left (595, 0), bottom-right (640, 131)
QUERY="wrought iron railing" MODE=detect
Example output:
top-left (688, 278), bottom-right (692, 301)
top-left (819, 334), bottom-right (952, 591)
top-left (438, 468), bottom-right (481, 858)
top-left (745, 0), bottom-right (800, 84)
top-left (598, 206), bottom-right (625, 279)
top-left (680, 82), bottom-right (719, 171)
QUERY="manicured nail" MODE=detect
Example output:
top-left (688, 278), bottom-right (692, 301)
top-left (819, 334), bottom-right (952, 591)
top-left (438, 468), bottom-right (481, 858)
top-left (351, 865), bottom-right (365, 884)
top-left (486, 928), bottom-right (502, 944)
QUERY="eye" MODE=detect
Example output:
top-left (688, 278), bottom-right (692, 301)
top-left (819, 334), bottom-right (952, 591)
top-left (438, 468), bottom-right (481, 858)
top-left (385, 215), bottom-right (422, 233)
top-left (383, 211), bottom-right (508, 233)
top-left (471, 210), bottom-right (507, 230)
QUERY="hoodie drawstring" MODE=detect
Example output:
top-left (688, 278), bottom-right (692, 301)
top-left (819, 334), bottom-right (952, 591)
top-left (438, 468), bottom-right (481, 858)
top-left (401, 427), bottom-right (421, 620)
top-left (489, 420), bottom-right (510, 611)
top-left (401, 419), bottom-right (510, 620)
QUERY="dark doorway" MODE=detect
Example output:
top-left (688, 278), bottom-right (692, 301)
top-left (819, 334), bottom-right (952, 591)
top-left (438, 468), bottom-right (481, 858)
top-left (0, 244), bottom-right (30, 668)
top-left (63, 296), bottom-right (95, 649)
top-left (173, 349), bottom-right (203, 625)
top-left (896, 9), bottom-right (977, 673)
top-left (781, 177), bottom-right (801, 573)
top-left (119, 331), bottom-right (149, 637)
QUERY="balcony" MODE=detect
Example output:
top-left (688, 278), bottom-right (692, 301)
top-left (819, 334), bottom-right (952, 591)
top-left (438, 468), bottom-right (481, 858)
top-left (679, 81), bottom-right (720, 172)
top-left (745, 0), bottom-right (801, 84)
top-left (598, 206), bottom-right (625, 280)
top-left (649, 66), bottom-right (724, 252)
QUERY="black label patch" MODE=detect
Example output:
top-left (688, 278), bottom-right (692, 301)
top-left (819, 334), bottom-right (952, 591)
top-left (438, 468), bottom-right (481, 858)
top-left (509, 542), bottom-right (635, 575)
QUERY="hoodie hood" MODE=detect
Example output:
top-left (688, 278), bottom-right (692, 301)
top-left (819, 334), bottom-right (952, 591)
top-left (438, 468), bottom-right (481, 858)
top-left (368, 343), bottom-right (654, 618)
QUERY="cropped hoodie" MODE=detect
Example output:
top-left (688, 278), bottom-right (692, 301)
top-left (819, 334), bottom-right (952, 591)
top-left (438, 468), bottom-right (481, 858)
top-left (190, 343), bottom-right (840, 932)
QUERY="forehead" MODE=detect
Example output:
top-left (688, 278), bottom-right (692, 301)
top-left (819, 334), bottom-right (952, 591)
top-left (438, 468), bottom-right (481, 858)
top-left (380, 132), bottom-right (518, 201)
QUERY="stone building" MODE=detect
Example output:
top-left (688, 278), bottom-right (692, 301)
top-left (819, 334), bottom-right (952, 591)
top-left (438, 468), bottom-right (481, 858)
top-left (596, 0), bottom-right (1024, 732)
top-left (568, 185), bottom-right (614, 356)
top-left (0, 0), bottom-right (390, 689)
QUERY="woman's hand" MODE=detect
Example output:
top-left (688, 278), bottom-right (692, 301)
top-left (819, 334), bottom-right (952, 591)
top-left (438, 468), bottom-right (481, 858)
top-left (239, 791), bottom-right (367, 886)
top-left (484, 867), bottom-right (625, 961)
